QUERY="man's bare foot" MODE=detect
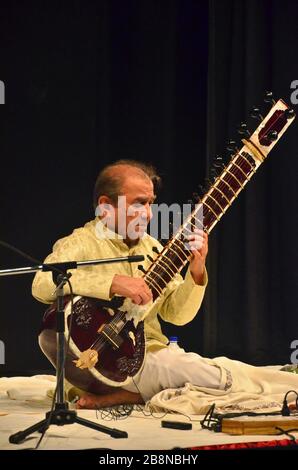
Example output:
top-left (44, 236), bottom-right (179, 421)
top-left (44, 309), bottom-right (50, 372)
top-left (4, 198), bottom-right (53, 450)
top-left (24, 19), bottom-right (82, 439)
top-left (76, 389), bottom-right (144, 410)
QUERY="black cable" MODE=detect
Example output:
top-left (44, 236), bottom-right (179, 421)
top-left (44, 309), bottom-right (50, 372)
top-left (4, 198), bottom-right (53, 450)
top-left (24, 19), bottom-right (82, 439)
top-left (281, 390), bottom-right (298, 416)
top-left (92, 374), bottom-right (170, 422)
top-left (201, 403), bottom-right (285, 432)
top-left (201, 389), bottom-right (298, 436)
top-left (95, 403), bottom-right (169, 421)
top-left (0, 240), bottom-right (44, 265)
top-left (96, 404), bottom-right (134, 420)
top-left (275, 427), bottom-right (298, 443)
top-left (200, 403), bottom-right (220, 431)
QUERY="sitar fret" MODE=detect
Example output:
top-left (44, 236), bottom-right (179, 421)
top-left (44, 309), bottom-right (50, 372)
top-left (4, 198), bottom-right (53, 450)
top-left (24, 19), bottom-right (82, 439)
top-left (145, 272), bottom-right (164, 296)
top-left (202, 202), bottom-right (219, 227)
top-left (211, 185), bottom-right (231, 206)
top-left (217, 178), bottom-right (237, 198)
top-left (151, 256), bottom-right (176, 278)
top-left (205, 192), bottom-right (226, 213)
top-left (231, 161), bottom-right (248, 179)
top-left (238, 152), bottom-right (257, 173)
top-left (146, 269), bottom-right (168, 290)
top-left (159, 252), bottom-right (182, 272)
top-left (147, 261), bottom-right (172, 285)
top-left (167, 244), bottom-right (187, 265)
top-left (224, 169), bottom-right (243, 190)
top-left (171, 239), bottom-right (189, 260)
top-left (203, 200), bottom-right (221, 220)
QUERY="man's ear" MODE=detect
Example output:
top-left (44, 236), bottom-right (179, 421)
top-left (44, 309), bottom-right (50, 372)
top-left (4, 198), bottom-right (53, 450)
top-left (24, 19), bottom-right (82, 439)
top-left (98, 195), bottom-right (112, 206)
top-left (96, 195), bottom-right (115, 218)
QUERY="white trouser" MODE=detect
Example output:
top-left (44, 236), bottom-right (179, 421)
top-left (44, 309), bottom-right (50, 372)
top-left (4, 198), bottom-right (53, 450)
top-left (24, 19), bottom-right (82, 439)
top-left (123, 346), bottom-right (226, 402)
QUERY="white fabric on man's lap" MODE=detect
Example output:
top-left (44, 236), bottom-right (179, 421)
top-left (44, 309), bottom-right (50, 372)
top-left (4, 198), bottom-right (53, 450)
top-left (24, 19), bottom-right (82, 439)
top-left (123, 346), bottom-right (225, 401)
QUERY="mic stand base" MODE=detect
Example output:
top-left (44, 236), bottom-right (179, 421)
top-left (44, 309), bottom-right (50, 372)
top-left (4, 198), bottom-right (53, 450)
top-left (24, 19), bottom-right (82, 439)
top-left (9, 402), bottom-right (128, 444)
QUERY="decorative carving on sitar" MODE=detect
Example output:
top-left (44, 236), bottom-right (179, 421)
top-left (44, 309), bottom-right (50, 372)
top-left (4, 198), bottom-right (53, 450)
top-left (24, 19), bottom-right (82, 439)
top-left (116, 324), bottom-right (145, 376)
top-left (73, 297), bottom-right (93, 328)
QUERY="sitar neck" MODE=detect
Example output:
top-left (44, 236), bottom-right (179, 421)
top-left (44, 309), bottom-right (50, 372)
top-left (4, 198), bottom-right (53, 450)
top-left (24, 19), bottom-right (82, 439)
top-left (143, 99), bottom-right (295, 301)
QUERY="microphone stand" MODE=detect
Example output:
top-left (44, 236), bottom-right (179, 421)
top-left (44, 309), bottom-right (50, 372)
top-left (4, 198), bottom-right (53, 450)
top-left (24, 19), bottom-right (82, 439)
top-left (0, 254), bottom-right (144, 444)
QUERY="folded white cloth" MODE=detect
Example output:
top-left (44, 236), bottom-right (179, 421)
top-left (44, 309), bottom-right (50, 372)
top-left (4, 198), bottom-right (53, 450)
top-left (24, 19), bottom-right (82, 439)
top-left (147, 356), bottom-right (298, 415)
top-left (0, 375), bottom-right (56, 403)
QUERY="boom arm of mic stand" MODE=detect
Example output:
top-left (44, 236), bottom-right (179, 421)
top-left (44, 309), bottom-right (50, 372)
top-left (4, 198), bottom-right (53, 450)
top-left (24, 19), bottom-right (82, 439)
top-left (0, 255), bottom-right (145, 277)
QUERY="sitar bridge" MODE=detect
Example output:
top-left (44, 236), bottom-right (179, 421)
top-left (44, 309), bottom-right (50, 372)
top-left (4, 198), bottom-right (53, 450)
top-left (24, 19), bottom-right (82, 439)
top-left (100, 323), bottom-right (124, 350)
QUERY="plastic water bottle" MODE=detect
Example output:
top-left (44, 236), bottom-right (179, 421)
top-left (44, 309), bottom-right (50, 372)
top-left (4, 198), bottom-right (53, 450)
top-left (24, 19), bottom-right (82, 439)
top-left (168, 336), bottom-right (179, 349)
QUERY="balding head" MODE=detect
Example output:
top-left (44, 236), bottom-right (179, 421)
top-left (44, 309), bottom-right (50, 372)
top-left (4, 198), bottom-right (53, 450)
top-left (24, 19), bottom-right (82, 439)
top-left (93, 159), bottom-right (161, 208)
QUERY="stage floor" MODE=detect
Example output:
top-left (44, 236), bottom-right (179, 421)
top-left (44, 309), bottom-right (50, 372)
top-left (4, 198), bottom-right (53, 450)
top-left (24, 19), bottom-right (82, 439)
top-left (0, 375), bottom-right (297, 451)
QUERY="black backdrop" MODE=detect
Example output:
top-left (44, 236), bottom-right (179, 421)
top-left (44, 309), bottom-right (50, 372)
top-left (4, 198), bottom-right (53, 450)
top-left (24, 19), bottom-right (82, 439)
top-left (0, 0), bottom-right (297, 375)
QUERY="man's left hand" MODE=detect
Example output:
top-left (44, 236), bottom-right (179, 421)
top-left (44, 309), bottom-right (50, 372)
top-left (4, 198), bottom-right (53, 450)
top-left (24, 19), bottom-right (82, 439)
top-left (186, 229), bottom-right (208, 285)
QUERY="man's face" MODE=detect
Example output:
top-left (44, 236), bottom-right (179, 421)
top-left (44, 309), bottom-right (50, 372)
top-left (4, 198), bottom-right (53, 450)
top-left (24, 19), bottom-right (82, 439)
top-left (99, 176), bottom-right (155, 243)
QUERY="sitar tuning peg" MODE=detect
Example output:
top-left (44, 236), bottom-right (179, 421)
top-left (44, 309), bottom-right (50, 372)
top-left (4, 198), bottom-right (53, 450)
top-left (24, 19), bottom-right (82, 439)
top-left (226, 140), bottom-right (238, 153)
top-left (213, 155), bottom-right (225, 169)
top-left (285, 108), bottom-right (296, 120)
top-left (210, 168), bottom-right (218, 179)
top-left (187, 199), bottom-right (197, 212)
top-left (203, 177), bottom-right (212, 191)
top-left (158, 238), bottom-right (167, 247)
top-left (250, 106), bottom-right (264, 121)
top-left (198, 184), bottom-right (205, 196)
top-left (192, 192), bottom-right (200, 202)
top-left (237, 122), bottom-right (250, 137)
top-left (264, 91), bottom-right (276, 105)
top-left (267, 130), bottom-right (278, 142)
top-left (138, 264), bottom-right (146, 274)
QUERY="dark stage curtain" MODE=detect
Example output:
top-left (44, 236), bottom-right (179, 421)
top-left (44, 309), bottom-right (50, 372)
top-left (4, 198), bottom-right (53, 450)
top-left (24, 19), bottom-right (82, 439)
top-left (0, 0), bottom-right (297, 374)
top-left (204, 0), bottom-right (298, 364)
top-left (0, 1), bottom-right (209, 373)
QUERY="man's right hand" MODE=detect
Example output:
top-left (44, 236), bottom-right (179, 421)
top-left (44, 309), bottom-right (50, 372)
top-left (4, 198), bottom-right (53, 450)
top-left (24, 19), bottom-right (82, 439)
top-left (110, 274), bottom-right (153, 305)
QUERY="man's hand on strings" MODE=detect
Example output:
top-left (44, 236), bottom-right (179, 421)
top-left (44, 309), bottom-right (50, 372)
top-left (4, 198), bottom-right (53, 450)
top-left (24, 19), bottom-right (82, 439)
top-left (186, 229), bottom-right (208, 285)
top-left (110, 274), bottom-right (152, 305)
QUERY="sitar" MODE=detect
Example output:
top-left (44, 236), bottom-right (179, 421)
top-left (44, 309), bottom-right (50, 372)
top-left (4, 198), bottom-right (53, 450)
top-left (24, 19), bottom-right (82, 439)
top-left (39, 95), bottom-right (295, 394)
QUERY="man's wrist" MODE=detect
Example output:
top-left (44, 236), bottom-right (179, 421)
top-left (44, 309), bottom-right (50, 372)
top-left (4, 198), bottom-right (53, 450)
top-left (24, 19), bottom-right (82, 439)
top-left (190, 268), bottom-right (205, 286)
top-left (110, 274), bottom-right (119, 296)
